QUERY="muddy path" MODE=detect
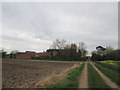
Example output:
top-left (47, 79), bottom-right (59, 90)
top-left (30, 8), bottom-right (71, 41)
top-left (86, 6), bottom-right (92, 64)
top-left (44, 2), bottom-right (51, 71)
top-left (79, 62), bottom-right (88, 88)
top-left (90, 62), bottom-right (119, 88)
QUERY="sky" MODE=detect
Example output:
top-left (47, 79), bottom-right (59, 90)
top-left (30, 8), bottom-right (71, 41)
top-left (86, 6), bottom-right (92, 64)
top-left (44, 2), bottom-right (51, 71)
top-left (1, 2), bottom-right (118, 54)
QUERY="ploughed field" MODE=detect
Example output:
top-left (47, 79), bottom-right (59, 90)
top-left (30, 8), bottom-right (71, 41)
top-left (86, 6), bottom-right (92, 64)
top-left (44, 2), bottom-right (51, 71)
top-left (2, 59), bottom-right (77, 88)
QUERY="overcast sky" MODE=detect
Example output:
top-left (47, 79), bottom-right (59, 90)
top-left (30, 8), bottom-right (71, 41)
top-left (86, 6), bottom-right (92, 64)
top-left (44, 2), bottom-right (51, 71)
top-left (1, 2), bottom-right (118, 54)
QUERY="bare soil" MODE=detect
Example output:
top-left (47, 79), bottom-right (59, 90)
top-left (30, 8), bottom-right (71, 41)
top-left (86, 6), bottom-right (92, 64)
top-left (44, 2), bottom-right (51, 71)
top-left (79, 62), bottom-right (88, 88)
top-left (2, 59), bottom-right (78, 88)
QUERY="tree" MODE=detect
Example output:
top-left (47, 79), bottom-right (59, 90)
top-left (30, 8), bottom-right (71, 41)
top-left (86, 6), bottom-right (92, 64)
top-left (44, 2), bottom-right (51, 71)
top-left (50, 39), bottom-right (67, 49)
top-left (78, 42), bottom-right (86, 56)
top-left (10, 50), bottom-right (18, 59)
top-left (91, 46), bottom-right (119, 61)
top-left (78, 42), bottom-right (87, 60)
top-left (105, 48), bottom-right (119, 60)
top-left (105, 46), bottom-right (114, 54)
top-left (91, 46), bottom-right (106, 61)
top-left (91, 50), bottom-right (103, 61)
top-left (0, 49), bottom-right (7, 58)
top-left (96, 46), bottom-right (106, 57)
top-left (49, 39), bottom-right (88, 61)
top-left (70, 43), bottom-right (77, 60)
top-left (96, 46), bottom-right (106, 51)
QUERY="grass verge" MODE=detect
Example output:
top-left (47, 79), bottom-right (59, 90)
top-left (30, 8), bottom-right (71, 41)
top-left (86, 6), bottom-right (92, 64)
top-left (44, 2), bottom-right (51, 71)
top-left (96, 61), bottom-right (120, 73)
top-left (88, 64), bottom-right (110, 88)
top-left (95, 63), bottom-right (120, 85)
top-left (47, 64), bottom-right (84, 88)
top-left (100, 60), bottom-right (120, 66)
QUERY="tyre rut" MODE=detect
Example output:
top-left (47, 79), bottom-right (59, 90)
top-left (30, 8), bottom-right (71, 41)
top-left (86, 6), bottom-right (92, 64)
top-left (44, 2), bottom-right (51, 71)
top-left (90, 62), bottom-right (119, 89)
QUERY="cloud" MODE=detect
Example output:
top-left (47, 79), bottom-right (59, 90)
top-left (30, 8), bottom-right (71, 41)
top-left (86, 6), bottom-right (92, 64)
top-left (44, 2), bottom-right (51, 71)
top-left (2, 2), bottom-right (118, 54)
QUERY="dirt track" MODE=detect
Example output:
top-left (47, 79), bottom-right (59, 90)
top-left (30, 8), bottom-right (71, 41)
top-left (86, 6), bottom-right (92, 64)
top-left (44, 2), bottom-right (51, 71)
top-left (2, 59), bottom-right (78, 88)
top-left (90, 62), bottom-right (119, 88)
top-left (79, 62), bottom-right (88, 88)
top-left (79, 61), bottom-right (119, 89)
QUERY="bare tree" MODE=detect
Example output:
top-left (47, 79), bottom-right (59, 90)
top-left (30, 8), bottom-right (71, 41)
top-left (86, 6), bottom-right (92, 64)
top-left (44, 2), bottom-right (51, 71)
top-left (50, 39), bottom-right (66, 49)
top-left (70, 43), bottom-right (77, 60)
top-left (49, 39), bottom-right (88, 60)
top-left (105, 46), bottom-right (114, 54)
top-left (78, 42), bottom-right (87, 57)
top-left (64, 43), bottom-right (71, 49)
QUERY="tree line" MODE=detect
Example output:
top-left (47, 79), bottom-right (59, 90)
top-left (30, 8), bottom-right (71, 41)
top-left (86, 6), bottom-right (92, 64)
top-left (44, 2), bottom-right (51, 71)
top-left (0, 49), bottom-right (18, 59)
top-left (46, 39), bottom-right (88, 61)
top-left (1, 39), bottom-right (119, 61)
top-left (91, 46), bottom-right (120, 61)
top-left (0, 39), bottom-right (88, 61)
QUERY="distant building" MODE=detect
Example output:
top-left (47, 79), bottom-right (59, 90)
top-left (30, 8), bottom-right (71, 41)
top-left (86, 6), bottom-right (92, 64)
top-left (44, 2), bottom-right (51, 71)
top-left (16, 51), bottom-right (47, 59)
top-left (35, 52), bottom-right (48, 57)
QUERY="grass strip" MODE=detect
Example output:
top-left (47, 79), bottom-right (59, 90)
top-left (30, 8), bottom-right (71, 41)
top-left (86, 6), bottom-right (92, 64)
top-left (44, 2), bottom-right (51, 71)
top-left (95, 63), bottom-right (120, 85)
top-left (47, 64), bottom-right (84, 88)
top-left (96, 61), bottom-right (120, 73)
top-left (88, 64), bottom-right (110, 88)
top-left (101, 60), bottom-right (120, 66)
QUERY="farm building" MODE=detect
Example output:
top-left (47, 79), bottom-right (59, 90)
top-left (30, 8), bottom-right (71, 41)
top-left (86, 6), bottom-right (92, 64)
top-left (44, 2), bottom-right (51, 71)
top-left (16, 49), bottom-right (60, 59)
top-left (16, 51), bottom-right (48, 59)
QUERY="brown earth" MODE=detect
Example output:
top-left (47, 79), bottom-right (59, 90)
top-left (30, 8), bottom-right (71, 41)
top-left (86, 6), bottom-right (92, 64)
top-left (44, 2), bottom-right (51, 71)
top-left (35, 62), bottom-right (81, 88)
top-left (2, 59), bottom-right (78, 88)
top-left (79, 62), bottom-right (88, 88)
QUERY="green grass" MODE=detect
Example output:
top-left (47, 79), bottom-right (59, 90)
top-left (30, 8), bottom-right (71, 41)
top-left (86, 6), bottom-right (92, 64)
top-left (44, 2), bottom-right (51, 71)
top-left (100, 60), bottom-right (120, 66)
top-left (96, 61), bottom-right (120, 73)
top-left (88, 64), bottom-right (110, 88)
top-left (95, 63), bottom-right (120, 85)
top-left (47, 64), bottom-right (84, 88)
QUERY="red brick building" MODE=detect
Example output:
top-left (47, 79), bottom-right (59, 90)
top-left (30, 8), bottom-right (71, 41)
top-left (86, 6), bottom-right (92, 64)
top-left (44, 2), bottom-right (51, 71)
top-left (35, 52), bottom-right (48, 57)
top-left (16, 51), bottom-right (47, 59)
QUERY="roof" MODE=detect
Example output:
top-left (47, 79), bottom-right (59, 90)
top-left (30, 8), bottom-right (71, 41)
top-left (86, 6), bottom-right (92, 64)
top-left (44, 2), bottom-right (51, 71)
top-left (26, 51), bottom-right (35, 53)
top-left (35, 52), bottom-right (47, 56)
top-left (17, 51), bottom-right (47, 56)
